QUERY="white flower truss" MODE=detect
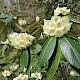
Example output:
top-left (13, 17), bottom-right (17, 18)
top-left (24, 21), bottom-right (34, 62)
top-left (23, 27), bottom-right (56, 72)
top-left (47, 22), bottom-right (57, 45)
top-left (2, 70), bottom-right (11, 77)
top-left (43, 15), bottom-right (72, 37)
top-left (18, 19), bottom-right (27, 26)
top-left (31, 72), bottom-right (42, 79)
top-left (13, 74), bottom-right (28, 80)
top-left (8, 32), bottom-right (35, 49)
top-left (54, 7), bottom-right (70, 16)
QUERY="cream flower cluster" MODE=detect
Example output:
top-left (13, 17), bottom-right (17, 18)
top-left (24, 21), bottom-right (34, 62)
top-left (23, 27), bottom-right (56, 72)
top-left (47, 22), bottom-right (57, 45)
top-left (43, 7), bottom-right (72, 37)
top-left (8, 32), bottom-right (35, 49)
top-left (54, 7), bottom-right (70, 16)
top-left (18, 19), bottom-right (27, 26)
top-left (13, 74), bottom-right (28, 80)
top-left (2, 70), bottom-right (11, 77)
top-left (31, 72), bottom-right (42, 79)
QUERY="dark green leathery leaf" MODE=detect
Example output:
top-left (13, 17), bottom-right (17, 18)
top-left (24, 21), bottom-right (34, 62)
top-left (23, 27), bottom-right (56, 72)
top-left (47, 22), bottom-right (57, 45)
top-left (60, 37), bottom-right (80, 69)
top-left (37, 37), bottom-right (56, 67)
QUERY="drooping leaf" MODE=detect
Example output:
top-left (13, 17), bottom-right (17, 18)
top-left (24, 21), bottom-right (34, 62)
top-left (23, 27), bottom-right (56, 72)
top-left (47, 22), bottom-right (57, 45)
top-left (37, 37), bottom-right (56, 67)
top-left (47, 40), bottom-right (61, 80)
top-left (0, 13), bottom-right (12, 23)
top-left (20, 49), bottom-right (29, 70)
top-left (60, 37), bottom-right (80, 69)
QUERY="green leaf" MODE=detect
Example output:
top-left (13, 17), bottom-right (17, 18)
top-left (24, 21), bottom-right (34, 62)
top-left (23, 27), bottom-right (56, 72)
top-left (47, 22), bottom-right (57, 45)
top-left (0, 49), bottom-right (18, 64)
top-left (47, 40), bottom-right (61, 80)
top-left (37, 37), bottom-right (56, 67)
top-left (0, 13), bottom-right (12, 23)
top-left (20, 49), bottom-right (29, 70)
top-left (71, 22), bottom-right (80, 35)
top-left (30, 42), bottom-right (42, 54)
top-left (60, 37), bottom-right (80, 69)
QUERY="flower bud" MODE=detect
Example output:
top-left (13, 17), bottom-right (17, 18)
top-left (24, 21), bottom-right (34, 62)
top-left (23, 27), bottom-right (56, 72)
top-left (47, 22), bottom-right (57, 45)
top-left (18, 19), bottom-right (23, 26)
top-left (36, 16), bottom-right (40, 22)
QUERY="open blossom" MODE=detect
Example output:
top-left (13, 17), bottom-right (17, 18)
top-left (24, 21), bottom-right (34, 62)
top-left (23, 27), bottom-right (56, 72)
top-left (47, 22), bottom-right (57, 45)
top-left (31, 72), bottom-right (42, 79)
top-left (10, 64), bottom-right (19, 71)
top-left (54, 7), bottom-right (70, 16)
top-left (13, 74), bottom-right (28, 80)
top-left (2, 70), bottom-right (11, 77)
top-left (43, 15), bottom-right (72, 37)
top-left (8, 32), bottom-right (35, 49)
top-left (18, 19), bottom-right (27, 26)
top-left (1, 39), bottom-right (9, 44)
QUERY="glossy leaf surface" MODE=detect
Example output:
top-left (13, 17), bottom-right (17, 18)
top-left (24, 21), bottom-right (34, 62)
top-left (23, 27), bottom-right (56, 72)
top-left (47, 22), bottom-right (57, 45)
top-left (60, 37), bottom-right (80, 69)
top-left (47, 40), bottom-right (61, 80)
top-left (37, 37), bottom-right (56, 67)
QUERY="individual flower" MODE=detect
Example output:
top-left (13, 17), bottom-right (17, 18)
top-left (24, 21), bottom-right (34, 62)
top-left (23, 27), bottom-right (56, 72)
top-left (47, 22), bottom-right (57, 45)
top-left (43, 19), bottom-right (56, 36)
top-left (13, 74), bottom-right (28, 80)
top-left (23, 67), bottom-right (27, 72)
top-left (8, 32), bottom-right (35, 49)
top-left (13, 16), bottom-right (17, 19)
top-left (18, 19), bottom-right (23, 26)
top-left (54, 7), bottom-right (70, 16)
top-left (2, 70), bottom-right (11, 77)
top-left (43, 15), bottom-right (72, 37)
top-left (70, 71), bottom-right (79, 77)
top-left (31, 72), bottom-right (42, 79)
top-left (18, 19), bottom-right (27, 26)
top-left (22, 20), bottom-right (27, 25)
top-left (1, 39), bottom-right (9, 44)
top-left (10, 64), bottom-right (19, 71)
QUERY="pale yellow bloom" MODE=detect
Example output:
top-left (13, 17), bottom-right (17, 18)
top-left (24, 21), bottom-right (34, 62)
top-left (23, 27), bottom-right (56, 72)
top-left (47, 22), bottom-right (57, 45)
top-left (62, 16), bottom-right (70, 23)
top-left (43, 15), bottom-right (72, 37)
top-left (54, 7), bottom-right (70, 16)
top-left (51, 16), bottom-right (62, 23)
top-left (2, 70), bottom-right (11, 77)
top-left (8, 33), bottom-right (35, 49)
top-left (23, 67), bottom-right (27, 72)
top-left (22, 20), bottom-right (27, 25)
top-left (31, 72), bottom-right (42, 79)
top-left (18, 19), bottom-right (23, 26)
top-left (13, 16), bottom-right (17, 19)
top-left (13, 74), bottom-right (28, 80)
top-left (78, 37), bottom-right (80, 39)
top-left (10, 64), bottom-right (19, 71)
top-left (18, 19), bottom-right (27, 26)
top-left (1, 39), bottom-right (9, 44)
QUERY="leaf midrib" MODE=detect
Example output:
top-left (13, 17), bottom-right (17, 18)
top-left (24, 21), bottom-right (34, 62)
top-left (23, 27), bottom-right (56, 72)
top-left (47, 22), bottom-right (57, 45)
top-left (64, 37), bottom-right (80, 64)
